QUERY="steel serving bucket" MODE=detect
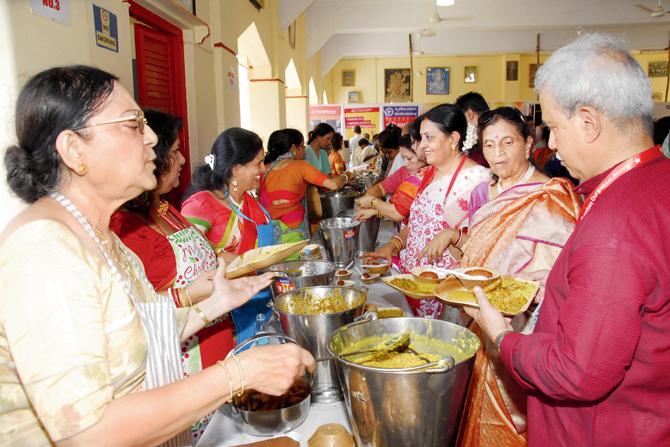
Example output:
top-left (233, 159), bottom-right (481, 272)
top-left (328, 317), bottom-right (480, 446)
top-left (227, 334), bottom-right (311, 436)
top-left (338, 209), bottom-right (380, 253)
top-left (319, 217), bottom-right (361, 267)
top-left (319, 189), bottom-right (359, 219)
top-left (273, 286), bottom-right (368, 403)
top-left (259, 260), bottom-right (336, 298)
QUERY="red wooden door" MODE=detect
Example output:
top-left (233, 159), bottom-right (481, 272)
top-left (132, 3), bottom-right (191, 205)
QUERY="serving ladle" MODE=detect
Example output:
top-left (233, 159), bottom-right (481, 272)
top-left (316, 331), bottom-right (411, 363)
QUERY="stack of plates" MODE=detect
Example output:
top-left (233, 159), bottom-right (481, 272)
top-left (300, 243), bottom-right (322, 260)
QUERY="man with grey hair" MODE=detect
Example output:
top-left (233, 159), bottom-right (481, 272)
top-left (466, 33), bottom-right (670, 445)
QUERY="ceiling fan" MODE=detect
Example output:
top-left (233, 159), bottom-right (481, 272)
top-left (428, 5), bottom-right (472, 23)
top-left (636, 0), bottom-right (668, 18)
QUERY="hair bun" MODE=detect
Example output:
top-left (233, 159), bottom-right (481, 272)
top-left (4, 144), bottom-right (59, 203)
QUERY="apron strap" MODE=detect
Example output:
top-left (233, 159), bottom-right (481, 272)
top-left (226, 193), bottom-right (271, 224)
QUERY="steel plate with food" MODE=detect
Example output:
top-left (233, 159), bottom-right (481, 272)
top-left (381, 274), bottom-right (438, 299)
top-left (435, 275), bottom-right (539, 315)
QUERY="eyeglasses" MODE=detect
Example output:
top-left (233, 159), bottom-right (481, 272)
top-left (75, 110), bottom-right (147, 134)
top-left (478, 107), bottom-right (526, 127)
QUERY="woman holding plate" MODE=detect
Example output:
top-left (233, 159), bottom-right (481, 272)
top-left (181, 127), bottom-right (275, 342)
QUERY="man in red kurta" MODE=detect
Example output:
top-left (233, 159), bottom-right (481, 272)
top-left (466, 34), bottom-right (670, 445)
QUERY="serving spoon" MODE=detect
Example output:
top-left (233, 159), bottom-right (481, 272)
top-left (316, 331), bottom-right (410, 363)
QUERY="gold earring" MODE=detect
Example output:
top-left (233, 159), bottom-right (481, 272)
top-left (77, 163), bottom-right (88, 176)
top-left (232, 178), bottom-right (239, 193)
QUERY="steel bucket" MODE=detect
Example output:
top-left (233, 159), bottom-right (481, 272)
top-left (328, 318), bottom-right (480, 446)
top-left (320, 189), bottom-right (359, 219)
top-left (319, 217), bottom-right (361, 267)
top-left (338, 209), bottom-right (380, 253)
top-left (274, 286), bottom-right (367, 403)
top-left (259, 260), bottom-right (336, 298)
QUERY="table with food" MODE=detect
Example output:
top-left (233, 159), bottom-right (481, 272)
top-left (197, 199), bottom-right (540, 446)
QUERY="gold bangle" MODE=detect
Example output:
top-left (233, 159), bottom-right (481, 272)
top-left (217, 360), bottom-right (234, 402)
top-left (230, 353), bottom-right (246, 397)
top-left (192, 304), bottom-right (210, 325)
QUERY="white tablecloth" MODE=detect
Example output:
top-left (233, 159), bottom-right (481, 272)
top-left (198, 221), bottom-right (409, 446)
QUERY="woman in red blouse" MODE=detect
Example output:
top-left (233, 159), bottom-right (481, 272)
top-left (111, 110), bottom-right (232, 444)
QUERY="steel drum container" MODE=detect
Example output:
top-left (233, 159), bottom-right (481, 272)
top-left (338, 209), bottom-right (380, 253)
top-left (320, 189), bottom-right (360, 219)
top-left (328, 317), bottom-right (480, 446)
top-left (274, 286), bottom-right (367, 402)
top-left (259, 260), bottom-right (335, 298)
top-left (319, 217), bottom-right (361, 267)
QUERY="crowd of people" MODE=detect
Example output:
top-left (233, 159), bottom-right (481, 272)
top-left (1, 32), bottom-right (669, 446)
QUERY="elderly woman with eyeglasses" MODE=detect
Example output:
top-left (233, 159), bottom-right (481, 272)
top-left (0, 66), bottom-right (314, 446)
top-left (456, 107), bottom-right (582, 446)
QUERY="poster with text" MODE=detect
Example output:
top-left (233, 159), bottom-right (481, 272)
top-left (382, 105), bottom-right (420, 129)
top-left (343, 107), bottom-right (381, 140)
top-left (309, 105), bottom-right (342, 135)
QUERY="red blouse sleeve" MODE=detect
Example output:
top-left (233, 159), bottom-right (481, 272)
top-left (110, 210), bottom-right (177, 291)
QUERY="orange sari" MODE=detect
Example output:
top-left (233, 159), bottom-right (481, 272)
top-left (457, 177), bottom-right (582, 446)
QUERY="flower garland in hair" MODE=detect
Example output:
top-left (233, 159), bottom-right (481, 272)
top-left (204, 154), bottom-right (215, 170)
top-left (462, 122), bottom-right (478, 152)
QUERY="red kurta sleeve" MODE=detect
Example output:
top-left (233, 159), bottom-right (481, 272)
top-left (110, 210), bottom-right (177, 291)
top-left (501, 239), bottom-right (649, 401)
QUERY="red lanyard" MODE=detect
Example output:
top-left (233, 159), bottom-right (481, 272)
top-left (579, 145), bottom-right (662, 221)
top-left (417, 154), bottom-right (467, 197)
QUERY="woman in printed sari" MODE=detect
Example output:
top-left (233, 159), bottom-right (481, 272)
top-left (181, 128), bottom-right (274, 343)
top-left (454, 107), bottom-right (582, 446)
top-left (355, 134), bottom-right (428, 224)
top-left (365, 104), bottom-right (489, 318)
top-left (259, 128), bottom-right (349, 250)
top-left (110, 110), bottom-right (230, 443)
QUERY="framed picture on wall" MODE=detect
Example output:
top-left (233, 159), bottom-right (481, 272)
top-left (426, 67), bottom-right (450, 95)
top-left (506, 61), bottom-right (519, 81)
top-left (175, 0), bottom-right (195, 14)
top-left (648, 61), bottom-right (668, 78)
top-left (348, 91), bottom-right (361, 103)
top-left (464, 66), bottom-right (477, 83)
top-left (384, 68), bottom-right (411, 102)
top-left (342, 70), bottom-right (356, 86)
top-left (652, 92), bottom-right (663, 101)
top-left (529, 63), bottom-right (542, 88)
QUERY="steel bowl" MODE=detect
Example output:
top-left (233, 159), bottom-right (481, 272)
top-left (259, 260), bottom-right (336, 298)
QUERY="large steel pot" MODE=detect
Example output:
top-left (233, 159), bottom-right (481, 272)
top-left (338, 209), bottom-right (380, 253)
top-left (227, 334), bottom-right (311, 436)
top-left (319, 217), bottom-right (361, 267)
top-left (274, 286), bottom-right (367, 402)
top-left (328, 317), bottom-right (480, 446)
top-left (259, 260), bottom-right (335, 298)
top-left (320, 189), bottom-right (359, 219)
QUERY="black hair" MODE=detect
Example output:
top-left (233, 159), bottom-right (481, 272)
top-left (384, 123), bottom-right (402, 135)
top-left (653, 116), bottom-right (670, 145)
top-left (409, 114), bottom-right (424, 144)
top-left (5, 65), bottom-right (117, 203)
top-left (353, 125), bottom-right (361, 133)
top-left (123, 109), bottom-right (183, 215)
top-left (185, 127), bottom-right (263, 199)
top-left (455, 92), bottom-right (490, 115)
top-left (377, 129), bottom-right (399, 151)
top-left (421, 104), bottom-right (468, 150)
top-left (265, 128), bottom-right (303, 164)
top-left (307, 122), bottom-right (335, 145)
top-left (331, 132), bottom-right (344, 151)
top-left (358, 138), bottom-right (370, 148)
top-left (399, 134), bottom-right (413, 151)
